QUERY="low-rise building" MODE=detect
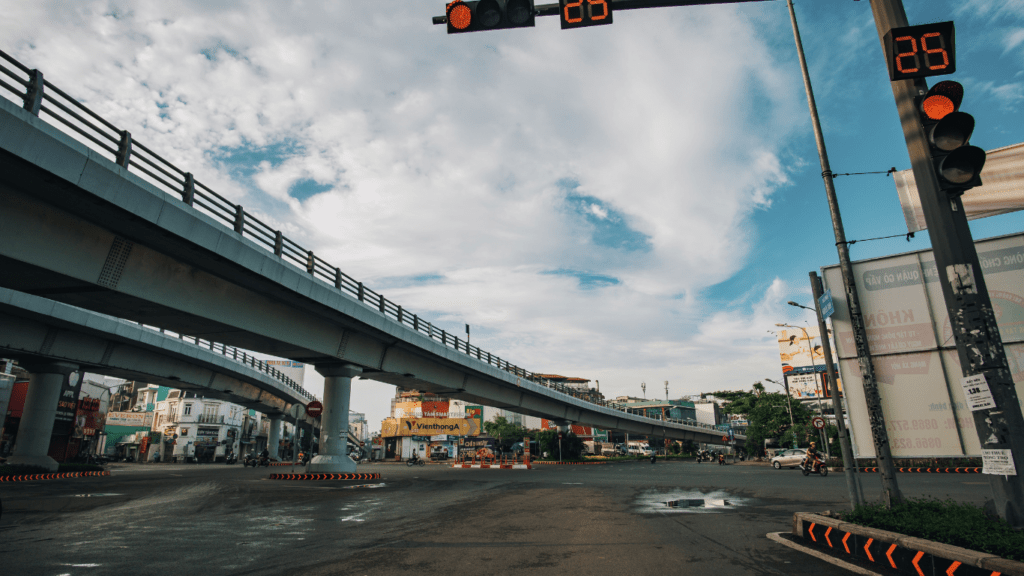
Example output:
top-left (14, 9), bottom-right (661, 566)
top-left (152, 391), bottom-right (249, 463)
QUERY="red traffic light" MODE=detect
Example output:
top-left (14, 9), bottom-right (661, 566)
top-left (919, 80), bottom-right (986, 193)
top-left (448, 1), bottom-right (472, 30)
top-left (921, 81), bottom-right (964, 120)
top-left (446, 0), bottom-right (534, 34)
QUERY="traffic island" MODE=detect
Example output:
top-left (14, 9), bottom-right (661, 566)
top-left (789, 511), bottom-right (1024, 576)
top-left (268, 472), bottom-right (381, 481)
top-left (0, 470), bottom-right (110, 482)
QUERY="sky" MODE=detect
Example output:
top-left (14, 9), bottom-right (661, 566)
top-left (3, 0), bottom-right (1022, 432)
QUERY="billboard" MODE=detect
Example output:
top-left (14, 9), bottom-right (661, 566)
top-left (894, 141), bottom-right (1024, 233)
top-left (380, 417), bottom-right (481, 438)
top-left (776, 326), bottom-right (824, 371)
top-left (266, 360), bottom-right (306, 386)
top-left (106, 411), bottom-right (154, 428)
top-left (822, 233), bottom-right (1024, 458)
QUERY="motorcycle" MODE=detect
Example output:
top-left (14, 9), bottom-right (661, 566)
top-left (718, 454), bottom-right (726, 466)
top-left (800, 457), bottom-right (828, 477)
top-left (406, 456), bottom-right (425, 467)
top-left (224, 452), bottom-right (238, 465)
top-left (253, 454), bottom-right (270, 467)
top-left (242, 453), bottom-right (257, 467)
top-left (650, 454), bottom-right (656, 464)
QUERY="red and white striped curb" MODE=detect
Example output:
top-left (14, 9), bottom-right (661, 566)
top-left (269, 472), bottom-right (381, 480)
top-left (532, 461), bottom-right (608, 465)
top-left (0, 470), bottom-right (110, 482)
top-left (451, 464), bottom-right (532, 469)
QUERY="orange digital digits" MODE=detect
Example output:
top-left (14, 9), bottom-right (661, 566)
top-left (564, 0), bottom-right (583, 23)
top-left (588, 0), bottom-right (608, 20)
top-left (885, 21), bottom-right (955, 80)
top-left (894, 35), bottom-right (919, 73)
top-left (921, 32), bottom-right (949, 70)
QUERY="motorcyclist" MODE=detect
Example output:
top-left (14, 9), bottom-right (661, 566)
top-left (409, 450), bottom-right (419, 465)
top-left (805, 442), bottom-right (822, 471)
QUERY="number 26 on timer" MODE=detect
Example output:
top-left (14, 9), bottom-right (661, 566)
top-left (560, 0), bottom-right (613, 29)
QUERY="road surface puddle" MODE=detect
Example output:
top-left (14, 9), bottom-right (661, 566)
top-left (69, 493), bottom-right (123, 497)
top-left (636, 490), bottom-right (751, 514)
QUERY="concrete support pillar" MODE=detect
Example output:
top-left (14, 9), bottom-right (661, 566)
top-left (7, 362), bottom-right (78, 472)
top-left (268, 415), bottom-right (282, 460)
top-left (309, 363), bottom-right (362, 473)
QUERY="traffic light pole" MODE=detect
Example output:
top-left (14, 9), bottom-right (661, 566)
top-left (786, 0), bottom-right (903, 507)
top-left (868, 0), bottom-right (1024, 528)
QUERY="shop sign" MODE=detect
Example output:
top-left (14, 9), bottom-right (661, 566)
top-left (54, 371), bottom-right (84, 434)
top-left (107, 411), bottom-right (153, 427)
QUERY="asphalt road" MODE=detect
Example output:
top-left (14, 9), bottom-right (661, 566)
top-left (0, 460), bottom-right (991, 576)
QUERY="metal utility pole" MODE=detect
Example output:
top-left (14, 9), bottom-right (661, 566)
top-left (808, 274), bottom-right (863, 507)
top-left (665, 380), bottom-right (669, 401)
top-left (786, 0), bottom-right (903, 506)
top-left (868, 0), bottom-right (1024, 526)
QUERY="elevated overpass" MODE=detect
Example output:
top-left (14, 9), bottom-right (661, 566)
top-left (0, 50), bottom-right (743, 472)
top-left (0, 287), bottom-right (321, 469)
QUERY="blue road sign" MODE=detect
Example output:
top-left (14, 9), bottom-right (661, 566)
top-left (818, 289), bottom-right (835, 319)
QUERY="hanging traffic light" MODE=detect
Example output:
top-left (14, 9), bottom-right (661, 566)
top-left (919, 80), bottom-right (986, 195)
top-left (446, 0), bottom-right (535, 34)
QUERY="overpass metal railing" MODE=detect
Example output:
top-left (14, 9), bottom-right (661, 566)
top-left (0, 49), bottom-right (734, 436)
top-left (131, 321), bottom-right (317, 403)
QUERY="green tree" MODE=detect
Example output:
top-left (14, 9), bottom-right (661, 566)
top-left (743, 392), bottom-right (814, 456)
top-left (536, 429), bottom-right (583, 460)
top-left (483, 416), bottom-right (528, 452)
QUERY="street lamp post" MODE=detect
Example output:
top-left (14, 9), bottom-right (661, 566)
top-left (764, 378), bottom-right (796, 448)
top-left (641, 382), bottom-right (646, 399)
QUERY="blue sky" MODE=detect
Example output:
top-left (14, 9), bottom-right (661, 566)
top-left (3, 0), bottom-right (1021, 431)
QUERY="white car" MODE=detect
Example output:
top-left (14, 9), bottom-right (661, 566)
top-left (770, 448), bottom-right (807, 469)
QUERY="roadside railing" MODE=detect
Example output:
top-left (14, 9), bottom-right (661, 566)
top-left (131, 320), bottom-right (316, 402)
top-left (0, 48), bottom-right (741, 438)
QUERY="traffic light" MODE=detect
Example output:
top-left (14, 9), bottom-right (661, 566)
top-left (446, 0), bottom-right (535, 34)
top-left (919, 80), bottom-right (986, 195)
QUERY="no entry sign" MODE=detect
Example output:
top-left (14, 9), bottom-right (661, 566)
top-left (812, 416), bottom-right (826, 430)
top-left (306, 400), bottom-right (323, 418)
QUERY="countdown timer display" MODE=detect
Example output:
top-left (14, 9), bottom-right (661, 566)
top-left (884, 21), bottom-right (956, 81)
top-left (560, 0), bottom-right (612, 29)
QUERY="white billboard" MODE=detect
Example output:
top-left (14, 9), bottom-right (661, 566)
top-left (894, 142), bottom-right (1024, 233)
top-left (822, 233), bottom-right (1024, 458)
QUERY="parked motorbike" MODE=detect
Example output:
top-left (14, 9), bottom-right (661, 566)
top-left (650, 454), bottom-right (656, 464)
top-left (800, 457), bottom-right (828, 477)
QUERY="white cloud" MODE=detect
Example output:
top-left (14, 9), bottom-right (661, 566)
top-left (1, 1), bottom-right (811, 430)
